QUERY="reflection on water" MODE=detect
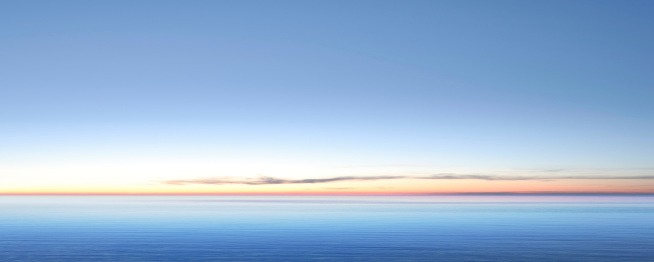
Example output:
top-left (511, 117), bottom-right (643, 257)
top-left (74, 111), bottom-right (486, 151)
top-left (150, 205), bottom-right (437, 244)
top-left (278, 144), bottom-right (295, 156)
top-left (1, 195), bottom-right (653, 261)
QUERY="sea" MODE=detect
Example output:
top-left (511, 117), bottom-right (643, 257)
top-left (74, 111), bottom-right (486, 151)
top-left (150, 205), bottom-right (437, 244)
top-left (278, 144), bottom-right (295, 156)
top-left (0, 195), bottom-right (653, 261)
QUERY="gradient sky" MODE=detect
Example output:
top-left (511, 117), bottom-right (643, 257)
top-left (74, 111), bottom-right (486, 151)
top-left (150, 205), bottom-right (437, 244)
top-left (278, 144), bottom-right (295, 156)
top-left (2, 0), bottom-right (654, 194)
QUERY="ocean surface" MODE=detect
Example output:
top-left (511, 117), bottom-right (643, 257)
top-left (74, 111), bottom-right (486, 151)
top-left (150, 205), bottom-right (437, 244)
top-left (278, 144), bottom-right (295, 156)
top-left (0, 195), bottom-right (653, 261)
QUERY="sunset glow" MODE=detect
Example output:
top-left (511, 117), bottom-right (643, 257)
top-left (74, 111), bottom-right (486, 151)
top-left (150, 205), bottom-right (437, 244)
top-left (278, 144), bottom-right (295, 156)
top-left (2, 1), bottom-right (653, 196)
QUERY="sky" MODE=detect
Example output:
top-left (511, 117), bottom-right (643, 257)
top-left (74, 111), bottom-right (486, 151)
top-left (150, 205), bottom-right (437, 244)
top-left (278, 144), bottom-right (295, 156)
top-left (1, 0), bottom-right (654, 195)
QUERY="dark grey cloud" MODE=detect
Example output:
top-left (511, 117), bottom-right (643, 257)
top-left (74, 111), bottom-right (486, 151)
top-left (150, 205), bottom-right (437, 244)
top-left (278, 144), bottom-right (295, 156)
top-left (164, 175), bottom-right (406, 185)
top-left (163, 173), bottom-right (654, 186)
top-left (426, 174), bottom-right (654, 181)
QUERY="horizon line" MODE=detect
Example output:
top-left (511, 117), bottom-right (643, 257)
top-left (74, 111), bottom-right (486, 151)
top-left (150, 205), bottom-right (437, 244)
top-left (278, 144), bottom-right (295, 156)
top-left (2, 192), bottom-right (654, 196)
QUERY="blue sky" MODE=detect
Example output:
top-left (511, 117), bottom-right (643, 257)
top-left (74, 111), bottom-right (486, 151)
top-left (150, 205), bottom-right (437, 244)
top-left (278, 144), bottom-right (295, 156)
top-left (1, 1), bottom-right (653, 193)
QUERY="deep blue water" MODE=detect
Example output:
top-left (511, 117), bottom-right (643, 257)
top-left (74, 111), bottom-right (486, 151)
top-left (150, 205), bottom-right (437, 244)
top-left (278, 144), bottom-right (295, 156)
top-left (0, 195), bottom-right (653, 261)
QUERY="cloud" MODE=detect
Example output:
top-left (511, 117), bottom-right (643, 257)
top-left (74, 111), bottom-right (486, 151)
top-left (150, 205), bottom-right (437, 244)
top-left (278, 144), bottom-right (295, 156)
top-left (424, 174), bottom-right (523, 180)
top-left (518, 168), bottom-right (568, 173)
top-left (538, 175), bottom-right (654, 180)
top-left (163, 175), bottom-right (406, 185)
top-left (162, 173), bottom-right (654, 186)
top-left (426, 174), bottom-right (654, 181)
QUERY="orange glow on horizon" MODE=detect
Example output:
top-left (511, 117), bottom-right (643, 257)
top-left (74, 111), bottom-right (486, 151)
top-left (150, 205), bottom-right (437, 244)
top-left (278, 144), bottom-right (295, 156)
top-left (2, 178), bottom-right (653, 196)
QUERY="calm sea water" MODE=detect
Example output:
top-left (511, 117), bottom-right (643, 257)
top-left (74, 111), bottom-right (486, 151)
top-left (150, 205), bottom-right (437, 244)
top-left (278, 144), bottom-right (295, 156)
top-left (0, 195), bottom-right (653, 261)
